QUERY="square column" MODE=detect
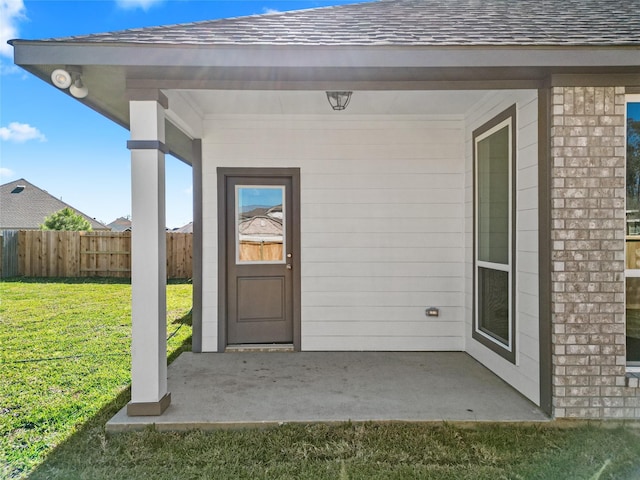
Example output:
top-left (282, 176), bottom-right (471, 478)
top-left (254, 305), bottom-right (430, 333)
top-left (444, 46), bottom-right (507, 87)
top-left (127, 95), bottom-right (171, 416)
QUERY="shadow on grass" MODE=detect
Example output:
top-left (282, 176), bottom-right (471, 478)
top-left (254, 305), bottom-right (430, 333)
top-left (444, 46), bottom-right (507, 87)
top-left (172, 310), bottom-right (193, 327)
top-left (24, 333), bottom-right (193, 480)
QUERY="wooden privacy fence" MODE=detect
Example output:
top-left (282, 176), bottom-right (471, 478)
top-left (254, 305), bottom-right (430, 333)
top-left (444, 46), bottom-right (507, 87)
top-left (6, 230), bottom-right (192, 279)
top-left (0, 230), bottom-right (20, 278)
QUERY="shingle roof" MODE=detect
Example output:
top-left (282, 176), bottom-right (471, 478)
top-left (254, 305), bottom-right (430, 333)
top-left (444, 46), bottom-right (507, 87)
top-left (43, 0), bottom-right (640, 47)
top-left (107, 217), bottom-right (132, 232)
top-left (0, 178), bottom-right (109, 230)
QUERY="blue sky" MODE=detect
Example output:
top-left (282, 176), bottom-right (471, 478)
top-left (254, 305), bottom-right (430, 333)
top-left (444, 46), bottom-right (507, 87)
top-left (0, 0), bottom-right (358, 228)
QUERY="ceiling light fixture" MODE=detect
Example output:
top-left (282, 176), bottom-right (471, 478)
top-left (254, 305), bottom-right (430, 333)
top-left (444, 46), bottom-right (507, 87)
top-left (50, 66), bottom-right (89, 98)
top-left (326, 91), bottom-right (352, 111)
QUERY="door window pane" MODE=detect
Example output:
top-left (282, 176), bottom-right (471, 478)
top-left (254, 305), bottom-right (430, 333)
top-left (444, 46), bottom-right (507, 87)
top-left (477, 125), bottom-right (510, 265)
top-left (236, 186), bottom-right (285, 263)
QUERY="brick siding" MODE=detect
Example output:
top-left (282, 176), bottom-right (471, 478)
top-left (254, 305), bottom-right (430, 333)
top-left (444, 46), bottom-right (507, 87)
top-left (550, 86), bottom-right (640, 418)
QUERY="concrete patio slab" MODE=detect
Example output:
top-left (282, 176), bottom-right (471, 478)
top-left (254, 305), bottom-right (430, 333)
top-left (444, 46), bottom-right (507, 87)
top-left (106, 352), bottom-right (548, 432)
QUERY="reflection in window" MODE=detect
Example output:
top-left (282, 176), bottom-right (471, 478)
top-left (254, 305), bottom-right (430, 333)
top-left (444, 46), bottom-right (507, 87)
top-left (627, 100), bottom-right (640, 365)
top-left (236, 186), bottom-right (285, 263)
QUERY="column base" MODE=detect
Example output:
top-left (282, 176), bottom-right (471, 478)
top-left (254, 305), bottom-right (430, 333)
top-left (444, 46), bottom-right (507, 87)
top-left (127, 392), bottom-right (171, 416)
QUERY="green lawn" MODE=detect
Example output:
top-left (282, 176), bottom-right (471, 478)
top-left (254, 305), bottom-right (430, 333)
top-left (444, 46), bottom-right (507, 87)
top-left (0, 278), bottom-right (192, 479)
top-left (2, 279), bottom-right (640, 479)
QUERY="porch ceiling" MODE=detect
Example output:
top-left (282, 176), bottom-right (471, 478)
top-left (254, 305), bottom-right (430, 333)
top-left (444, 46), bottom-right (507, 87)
top-left (171, 89), bottom-right (491, 116)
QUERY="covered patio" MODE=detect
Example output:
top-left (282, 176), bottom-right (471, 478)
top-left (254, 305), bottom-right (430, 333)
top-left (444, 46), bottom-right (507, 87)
top-left (106, 352), bottom-right (548, 432)
top-left (12, 0), bottom-right (640, 421)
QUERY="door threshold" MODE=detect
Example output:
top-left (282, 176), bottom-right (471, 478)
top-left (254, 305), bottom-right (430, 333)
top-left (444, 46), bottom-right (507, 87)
top-left (225, 344), bottom-right (294, 353)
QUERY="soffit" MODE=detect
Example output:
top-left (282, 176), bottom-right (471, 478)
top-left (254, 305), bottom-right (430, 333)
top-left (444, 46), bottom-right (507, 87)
top-left (175, 89), bottom-right (490, 116)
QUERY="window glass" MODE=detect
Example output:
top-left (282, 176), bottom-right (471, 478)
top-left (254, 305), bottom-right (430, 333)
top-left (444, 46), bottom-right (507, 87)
top-left (477, 125), bottom-right (510, 265)
top-left (627, 278), bottom-right (640, 363)
top-left (478, 267), bottom-right (509, 344)
top-left (236, 186), bottom-right (285, 263)
top-left (627, 100), bottom-right (640, 364)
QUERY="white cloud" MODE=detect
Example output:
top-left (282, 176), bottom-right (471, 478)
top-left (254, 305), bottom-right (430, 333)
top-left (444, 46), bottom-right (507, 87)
top-left (0, 0), bottom-right (26, 58)
top-left (263, 8), bottom-right (280, 14)
top-left (0, 122), bottom-right (46, 142)
top-left (0, 167), bottom-right (14, 178)
top-left (115, 0), bottom-right (164, 10)
top-left (0, 62), bottom-right (20, 75)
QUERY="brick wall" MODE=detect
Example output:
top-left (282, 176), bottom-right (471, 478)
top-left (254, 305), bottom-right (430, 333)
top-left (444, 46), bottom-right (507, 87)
top-left (550, 86), bottom-right (640, 418)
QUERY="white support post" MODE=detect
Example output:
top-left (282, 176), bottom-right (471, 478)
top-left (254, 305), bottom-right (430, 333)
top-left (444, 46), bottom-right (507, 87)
top-left (127, 98), bottom-right (170, 416)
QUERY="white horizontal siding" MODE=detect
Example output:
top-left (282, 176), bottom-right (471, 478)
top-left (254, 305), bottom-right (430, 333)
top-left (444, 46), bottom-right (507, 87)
top-left (302, 306), bottom-right (466, 322)
top-left (301, 218), bottom-right (463, 233)
top-left (302, 247), bottom-right (463, 263)
top-left (303, 292), bottom-right (463, 307)
top-left (303, 321), bottom-right (463, 337)
top-left (303, 188), bottom-right (462, 205)
top-left (304, 173), bottom-right (463, 189)
top-left (201, 113), bottom-right (466, 352)
top-left (302, 232), bottom-right (464, 248)
top-left (302, 262), bottom-right (465, 278)
top-left (303, 203), bottom-right (464, 219)
top-left (302, 276), bottom-right (463, 292)
top-left (302, 336), bottom-right (463, 351)
top-left (464, 90), bottom-right (540, 405)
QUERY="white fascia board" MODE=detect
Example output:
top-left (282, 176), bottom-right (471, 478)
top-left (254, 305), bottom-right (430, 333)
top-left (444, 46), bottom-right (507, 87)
top-left (11, 41), bottom-right (640, 69)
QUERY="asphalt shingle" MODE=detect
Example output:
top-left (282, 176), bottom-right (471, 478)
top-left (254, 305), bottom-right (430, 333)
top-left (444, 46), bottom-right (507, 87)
top-left (38, 0), bottom-right (640, 47)
top-left (0, 178), bottom-right (108, 230)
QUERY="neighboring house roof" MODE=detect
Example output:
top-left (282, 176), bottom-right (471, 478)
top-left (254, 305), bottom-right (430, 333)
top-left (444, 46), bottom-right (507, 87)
top-left (38, 0), bottom-right (640, 47)
top-left (107, 217), bottom-right (132, 232)
top-left (173, 222), bottom-right (193, 233)
top-left (0, 178), bottom-right (109, 230)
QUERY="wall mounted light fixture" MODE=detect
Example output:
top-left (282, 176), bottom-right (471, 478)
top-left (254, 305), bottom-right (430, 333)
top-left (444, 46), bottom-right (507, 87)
top-left (69, 76), bottom-right (88, 99)
top-left (326, 91), bottom-right (352, 111)
top-left (51, 67), bottom-right (88, 99)
top-left (51, 69), bottom-right (72, 89)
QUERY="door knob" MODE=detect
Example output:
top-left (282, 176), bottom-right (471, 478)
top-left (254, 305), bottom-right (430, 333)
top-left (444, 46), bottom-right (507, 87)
top-left (286, 264), bottom-right (292, 270)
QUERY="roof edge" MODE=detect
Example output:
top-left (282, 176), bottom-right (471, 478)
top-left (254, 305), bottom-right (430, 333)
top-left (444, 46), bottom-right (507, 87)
top-left (12, 42), bottom-right (640, 70)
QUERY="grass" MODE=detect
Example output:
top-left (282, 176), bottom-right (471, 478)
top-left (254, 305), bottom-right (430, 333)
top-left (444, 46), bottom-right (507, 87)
top-left (0, 277), bottom-right (192, 479)
top-left (2, 278), bottom-right (640, 479)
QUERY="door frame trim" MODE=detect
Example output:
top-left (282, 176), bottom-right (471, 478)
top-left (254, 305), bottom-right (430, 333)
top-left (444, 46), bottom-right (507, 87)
top-left (217, 167), bottom-right (301, 352)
